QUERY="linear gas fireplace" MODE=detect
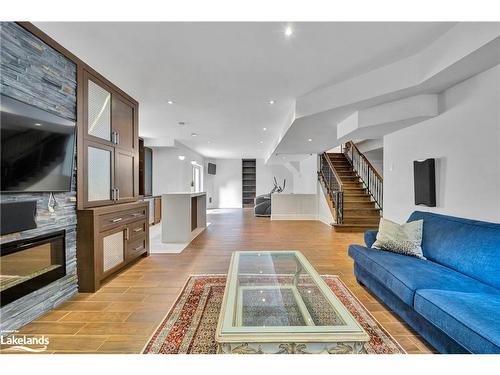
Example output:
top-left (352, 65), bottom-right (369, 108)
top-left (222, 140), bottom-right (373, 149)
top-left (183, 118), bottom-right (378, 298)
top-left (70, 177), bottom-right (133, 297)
top-left (0, 230), bottom-right (66, 307)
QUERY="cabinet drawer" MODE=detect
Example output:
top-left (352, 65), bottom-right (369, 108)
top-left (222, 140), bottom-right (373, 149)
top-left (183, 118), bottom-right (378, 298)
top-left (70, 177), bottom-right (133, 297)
top-left (126, 236), bottom-right (147, 260)
top-left (125, 208), bottom-right (146, 221)
top-left (99, 207), bottom-right (147, 232)
top-left (128, 220), bottom-right (147, 240)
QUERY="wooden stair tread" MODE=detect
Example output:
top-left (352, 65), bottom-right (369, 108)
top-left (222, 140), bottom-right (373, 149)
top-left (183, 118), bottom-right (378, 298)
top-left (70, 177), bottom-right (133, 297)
top-left (344, 207), bottom-right (380, 211)
top-left (332, 223), bottom-right (379, 232)
top-left (322, 150), bottom-right (382, 230)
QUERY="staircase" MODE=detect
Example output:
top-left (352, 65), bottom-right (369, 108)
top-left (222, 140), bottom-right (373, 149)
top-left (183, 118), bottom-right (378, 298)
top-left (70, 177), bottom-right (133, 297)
top-left (318, 142), bottom-right (383, 232)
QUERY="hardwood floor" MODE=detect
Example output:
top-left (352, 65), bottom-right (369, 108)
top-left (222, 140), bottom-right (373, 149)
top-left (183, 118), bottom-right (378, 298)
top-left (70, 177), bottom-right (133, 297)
top-left (2, 208), bottom-right (435, 354)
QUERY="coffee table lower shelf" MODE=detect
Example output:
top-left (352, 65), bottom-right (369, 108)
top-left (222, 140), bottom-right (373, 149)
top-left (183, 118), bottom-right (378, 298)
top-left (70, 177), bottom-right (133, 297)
top-left (217, 341), bottom-right (366, 354)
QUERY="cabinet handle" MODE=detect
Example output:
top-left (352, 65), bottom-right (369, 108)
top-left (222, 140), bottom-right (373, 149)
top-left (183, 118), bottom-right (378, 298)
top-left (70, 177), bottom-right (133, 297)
top-left (116, 131), bottom-right (120, 145)
top-left (111, 217), bottom-right (123, 223)
top-left (134, 245), bottom-right (143, 251)
top-left (130, 213), bottom-right (141, 217)
top-left (116, 188), bottom-right (120, 200)
top-left (133, 227), bottom-right (142, 232)
top-left (125, 228), bottom-right (130, 240)
top-left (111, 188), bottom-right (115, 201)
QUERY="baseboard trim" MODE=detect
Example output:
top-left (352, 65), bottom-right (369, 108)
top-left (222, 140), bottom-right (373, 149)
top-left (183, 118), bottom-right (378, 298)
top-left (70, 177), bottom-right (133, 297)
top-left (318, 214), bottom-right (334, 227)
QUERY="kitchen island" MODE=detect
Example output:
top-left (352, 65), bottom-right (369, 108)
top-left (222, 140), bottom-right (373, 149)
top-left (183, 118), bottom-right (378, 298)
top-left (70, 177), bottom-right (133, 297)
top-left (161, 192), bottom-right (207, 244)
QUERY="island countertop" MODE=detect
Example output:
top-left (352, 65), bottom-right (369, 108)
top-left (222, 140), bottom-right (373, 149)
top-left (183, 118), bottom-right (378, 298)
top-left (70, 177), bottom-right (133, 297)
top-left (162, 192), bottom-right (206, 197)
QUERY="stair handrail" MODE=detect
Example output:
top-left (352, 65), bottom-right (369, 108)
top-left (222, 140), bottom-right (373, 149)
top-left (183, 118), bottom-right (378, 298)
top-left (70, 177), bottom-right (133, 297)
top-left (343, 141), bottom-right (383, 211)
top-left (318, 153), bottom-right (344, 224)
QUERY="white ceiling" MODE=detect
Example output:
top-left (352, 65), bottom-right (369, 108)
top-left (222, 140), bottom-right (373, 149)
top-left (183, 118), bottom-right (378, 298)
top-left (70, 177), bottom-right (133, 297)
top-left (35, 22), bottom-right (454, 158)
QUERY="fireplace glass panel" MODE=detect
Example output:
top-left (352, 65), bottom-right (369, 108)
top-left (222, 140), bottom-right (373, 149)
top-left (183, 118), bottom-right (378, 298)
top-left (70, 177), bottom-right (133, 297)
top-left (0, 231), bottom-right (66, 306)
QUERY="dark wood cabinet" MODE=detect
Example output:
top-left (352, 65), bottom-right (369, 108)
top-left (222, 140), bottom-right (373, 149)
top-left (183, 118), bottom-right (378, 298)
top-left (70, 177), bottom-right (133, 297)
top-left (77, 201), bottom-right (149, 292)
top-left (114, 149), bottom-right (137, 202)
top-left (77, 68), bottom-right (139, 209)
top-left (112, 95), bottom-right (137, 152)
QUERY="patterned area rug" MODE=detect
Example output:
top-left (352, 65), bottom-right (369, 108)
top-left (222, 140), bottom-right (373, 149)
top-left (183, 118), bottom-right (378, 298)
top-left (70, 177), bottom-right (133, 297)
top-left (143, 275), bottom-right (405, 354)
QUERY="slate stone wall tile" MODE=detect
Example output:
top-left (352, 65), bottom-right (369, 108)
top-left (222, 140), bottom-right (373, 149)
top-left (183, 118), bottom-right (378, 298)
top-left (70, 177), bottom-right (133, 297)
top-left (0, 22), bottom-right (78, 332)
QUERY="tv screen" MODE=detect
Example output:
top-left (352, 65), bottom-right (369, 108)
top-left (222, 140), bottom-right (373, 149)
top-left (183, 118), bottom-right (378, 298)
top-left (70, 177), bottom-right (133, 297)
top-left (1, 95), bottom-right (76, 192)
top-left (207, 162), bottom-right (216, 175)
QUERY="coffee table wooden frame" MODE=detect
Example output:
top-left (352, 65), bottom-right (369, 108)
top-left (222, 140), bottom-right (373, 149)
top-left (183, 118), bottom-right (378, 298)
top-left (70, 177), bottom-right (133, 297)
top-left (216, 251), bottom-right (369, 354)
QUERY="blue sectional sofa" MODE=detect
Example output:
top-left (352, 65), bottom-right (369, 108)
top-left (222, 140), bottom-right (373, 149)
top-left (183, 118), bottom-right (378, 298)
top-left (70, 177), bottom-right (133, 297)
top-left (348, 211), bottom-right (500, 354)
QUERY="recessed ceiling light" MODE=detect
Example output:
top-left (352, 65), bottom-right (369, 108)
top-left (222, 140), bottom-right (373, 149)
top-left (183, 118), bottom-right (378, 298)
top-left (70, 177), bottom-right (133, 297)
top-left (308, 138), bottom-right (313, 142)
top-left (191, 133), bottom-right (198, 137)
top-left (284, 26), bottom-right (293, 37)
top-left (190, 160), bottom-right (197, 165)
top-left (262, 127), bottom-right (267, 131)
top-left (259, 140), bottom-right (263, 144)
top-left (178, 155), bottom-right (186, 161)
top-left (167, 100), bottom-right (174, 104)
top-left (34, 123), bottom-right (42, 126)
top-left (268, 100), bottom-right (275, 105)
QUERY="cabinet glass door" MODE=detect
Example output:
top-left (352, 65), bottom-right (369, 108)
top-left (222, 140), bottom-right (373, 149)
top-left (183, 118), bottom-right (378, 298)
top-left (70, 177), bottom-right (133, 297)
top-left (87, 79), bottom-right (111, 141)
top-left (88, 145), bottom-right (112, 202)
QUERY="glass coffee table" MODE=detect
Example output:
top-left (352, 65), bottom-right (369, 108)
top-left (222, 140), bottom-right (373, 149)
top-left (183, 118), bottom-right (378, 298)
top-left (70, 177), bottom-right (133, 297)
top-left (216, 251), bottom-right (369, 354)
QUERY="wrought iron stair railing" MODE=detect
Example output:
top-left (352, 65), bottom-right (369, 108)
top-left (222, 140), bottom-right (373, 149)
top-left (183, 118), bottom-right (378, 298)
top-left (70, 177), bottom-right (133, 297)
top-left (343, 141), bottom-right (383, 211)
top-left (318, 153), bottom-right (344, 224)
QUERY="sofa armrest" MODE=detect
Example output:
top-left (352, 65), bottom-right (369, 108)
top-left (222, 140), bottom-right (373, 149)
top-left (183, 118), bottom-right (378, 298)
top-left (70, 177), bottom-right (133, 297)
top-left (364, 230), bottom-right (378, 248)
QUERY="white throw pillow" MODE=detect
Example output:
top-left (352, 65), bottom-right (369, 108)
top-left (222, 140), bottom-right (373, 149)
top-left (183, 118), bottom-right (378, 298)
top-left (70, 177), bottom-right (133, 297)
top-left (372, 218), bottom-right (425, 259)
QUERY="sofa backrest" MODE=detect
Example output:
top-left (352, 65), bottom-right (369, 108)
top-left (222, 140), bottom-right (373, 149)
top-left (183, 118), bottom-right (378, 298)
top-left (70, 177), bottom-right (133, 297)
top-left (408, 211), bottom-right (500, 290)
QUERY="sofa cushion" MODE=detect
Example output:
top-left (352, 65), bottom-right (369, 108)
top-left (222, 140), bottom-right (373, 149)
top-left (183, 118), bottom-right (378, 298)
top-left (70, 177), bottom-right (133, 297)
top-left (364, 230), bottom-right (377, 248)
top-left (348, 245), bottom-right (500, 306)
top-left (372, 218), bottom-right (425, 259)
top-left (414, 290), bottom-right (500, 353)
top-left (408, 211), bottom-right (500, 289)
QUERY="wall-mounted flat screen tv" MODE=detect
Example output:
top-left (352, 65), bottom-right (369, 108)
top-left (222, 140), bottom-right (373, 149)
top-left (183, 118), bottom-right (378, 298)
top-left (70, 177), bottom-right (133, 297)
top-left (207, 162), bottom-right (216, 175)
top-left (1, 95), bottom-right (76, 192)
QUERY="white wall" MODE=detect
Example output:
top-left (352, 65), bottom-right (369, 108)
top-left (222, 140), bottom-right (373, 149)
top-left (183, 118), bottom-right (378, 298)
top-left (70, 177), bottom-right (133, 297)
top-left (317, 181), bottom-right (335, 225)
top-left (256, 154), bottom-right (318, 196)
top-left (384, 65), bottom-right (500, 223)
top-left (291, 155), bottom-right (318, 194)
top-left (364, 149), bottom-right (384, 175)
top-left (205, 159), bottom-right (242, 208)
top-left (256, 159), bottom-right (293, 196)
top-left (152, 142), bottom-right (206, 195)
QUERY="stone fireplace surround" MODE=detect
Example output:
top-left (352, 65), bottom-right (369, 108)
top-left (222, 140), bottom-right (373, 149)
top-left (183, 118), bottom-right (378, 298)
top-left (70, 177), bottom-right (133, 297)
top-left (0, 22), bottom-right (78, 332)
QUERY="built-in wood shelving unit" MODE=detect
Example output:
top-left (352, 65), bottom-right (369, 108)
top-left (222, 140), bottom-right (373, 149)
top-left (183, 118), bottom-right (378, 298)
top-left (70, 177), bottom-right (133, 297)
top-left (242, 159), bottom-right (256, 207)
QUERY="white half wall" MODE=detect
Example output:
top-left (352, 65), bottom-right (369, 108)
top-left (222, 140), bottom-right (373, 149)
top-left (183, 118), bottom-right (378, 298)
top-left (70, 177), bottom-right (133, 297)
top-left (384, 65), bottom-right (500, 223)
top-left (271, 194), bottom-right (318, 220)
